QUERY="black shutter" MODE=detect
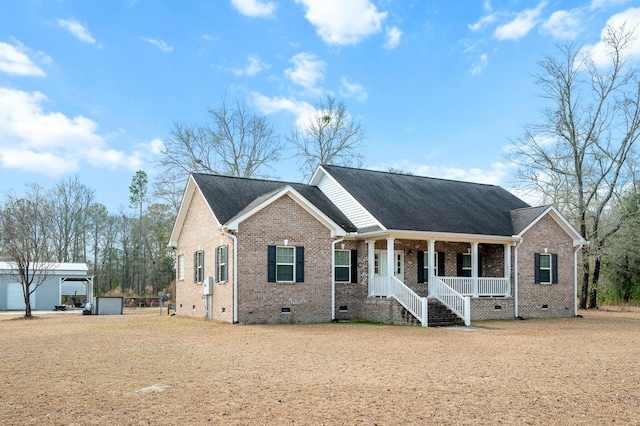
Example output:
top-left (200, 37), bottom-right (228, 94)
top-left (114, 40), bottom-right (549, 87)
top-left (267, 245), bottom-right (276, 282)
top-left (478, 253), bottom-right (483, 277)
top-left (201, 251), bottom-right (204, 282)
top-left (552, 253), bottom-right (558, 284)
top-left (417, 251), bottom-right (425, 283)
top-left (437, 252), bottom-right (445, 276)
top-left (456, 253), bottom-right (463, 277)
top-left (193, 252), bottom-right (197, 283)
top-left (215, 246), bottom-right (220, 282)
top-left (295, 246), bottom-right (304, 282)
top-left (534, 253), bottom-right (540, 284)
top-left (350, 249), bottom-right (358, 283)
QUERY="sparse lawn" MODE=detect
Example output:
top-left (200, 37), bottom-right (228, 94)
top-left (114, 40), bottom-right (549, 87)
top-left (1, 308), bottom-right (639, 425)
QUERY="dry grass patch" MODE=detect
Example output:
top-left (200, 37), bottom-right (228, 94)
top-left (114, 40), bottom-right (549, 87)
top-left (1, 308), bottom-right (639, 425)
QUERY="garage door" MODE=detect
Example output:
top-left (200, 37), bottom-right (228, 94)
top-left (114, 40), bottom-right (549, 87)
top-left (7, 282), bottom-right (25, 310)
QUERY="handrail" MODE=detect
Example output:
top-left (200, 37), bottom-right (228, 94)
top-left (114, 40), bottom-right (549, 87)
top-left (430, 276), bottom-right (471, 326)
top-left (370, 276), bottom-right (428, 326)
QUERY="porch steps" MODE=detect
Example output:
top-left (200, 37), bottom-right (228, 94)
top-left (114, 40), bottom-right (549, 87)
top-left (400, 300), bottom-right (465, 327)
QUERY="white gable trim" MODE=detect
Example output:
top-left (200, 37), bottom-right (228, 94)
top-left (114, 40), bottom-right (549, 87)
top-left (168, 175), bottom-right (221, 248)
top-left (226, 185), bottom-right (347, 237)
top-left (310, 165), bottom-right (385, 231)
top-left (515, 205), bottom-right (586, 246)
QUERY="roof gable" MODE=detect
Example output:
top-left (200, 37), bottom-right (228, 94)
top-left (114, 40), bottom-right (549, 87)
top-left (512, 205), bottom-right (586, 245)
top-left (320, 165), bottom-right (530, 237)
top-left (170, 174), bottom-right (356, 242)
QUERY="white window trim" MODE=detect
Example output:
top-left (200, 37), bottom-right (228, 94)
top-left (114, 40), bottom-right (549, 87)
top-left (334, 249), bottom-right (351, 283)
top-left (276, 246), bottom-right (295, 283)
top-left (196, 250), bottom-right (204, 283)
top-left (177, 254), bottom-right (184, 281)
top-left (462, 253), bottom-right (472, 277)
top-left (423, 251), bottom-right (439, 278)
top-left (539, 253), bottom-right (552, 284)
top-left (218, 246), bottom-right (228, 283)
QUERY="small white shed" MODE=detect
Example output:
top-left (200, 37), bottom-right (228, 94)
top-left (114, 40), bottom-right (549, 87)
top-left (0, 262), bottom-right (93, 311)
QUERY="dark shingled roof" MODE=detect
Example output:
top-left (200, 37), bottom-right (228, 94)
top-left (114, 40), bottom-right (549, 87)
top-left (192, 173), bottom-right (357, 232)
top-left (510, 205), bottom-right (550, 235)
top-left (322, 165), bottom-right (530, 236)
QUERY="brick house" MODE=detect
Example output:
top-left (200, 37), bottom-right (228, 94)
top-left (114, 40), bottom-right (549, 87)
top-left (169, 165), bottom-right (587, 326)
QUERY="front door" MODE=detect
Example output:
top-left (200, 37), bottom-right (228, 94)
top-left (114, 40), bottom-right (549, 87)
top-left (375, 250), bottom-right (404, 282)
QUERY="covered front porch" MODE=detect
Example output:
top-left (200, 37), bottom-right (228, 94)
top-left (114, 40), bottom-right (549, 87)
top-left (363, 234), bottom-right (518, 326)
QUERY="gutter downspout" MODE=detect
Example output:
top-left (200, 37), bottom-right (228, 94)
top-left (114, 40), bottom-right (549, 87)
top-left (331, 237), bottom-right (344, 321)
top-left (514, 237), bottom-right (522, 319)
top-left (221, 227), bottom-right (239, 324)
top-left (574, 242), bottom-right (587, 317)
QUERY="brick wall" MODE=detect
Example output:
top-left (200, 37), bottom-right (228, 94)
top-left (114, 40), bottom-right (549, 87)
top-left (236, 195), bottom-right (335, 324)
top-left (174, 189), bottom-right (234, 321)
top-left (516, 215), bottom-right (576, 318)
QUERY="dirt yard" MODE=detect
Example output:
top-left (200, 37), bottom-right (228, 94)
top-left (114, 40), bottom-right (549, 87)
top-left (1, 307), bottom-right (639, 425)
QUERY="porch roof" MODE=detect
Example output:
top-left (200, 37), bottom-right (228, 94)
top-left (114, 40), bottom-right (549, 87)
top-left (322, 165), bottom-right (530, 236)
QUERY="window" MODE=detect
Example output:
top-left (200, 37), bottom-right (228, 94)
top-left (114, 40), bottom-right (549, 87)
top-left (461, 253), bottom-right (472, 277)
top-left (418, 251), bottom-right (445, 283)
top-left (194, 250), bottom-right (204, 283)
top-left (177, 254), bottom-right (184, 281)
top-left (539, 253), bottom-right (551, 283)
top-left (424, 251), bottom-right (438, 279)
top-left (216, 246), bottom-right (228, 283)
top-left (276, 247), bottom-right (294, 282)
top-left (268, 245), bottom-right (304, 283)
top-left (335, 250), bottom-right (350, 282)
top-left (374, 252), bottom-right (379, 275)
top-left (535, 253), bottom-right (558, 284)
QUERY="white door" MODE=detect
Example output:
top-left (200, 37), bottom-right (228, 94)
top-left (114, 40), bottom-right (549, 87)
top-left (375, 250), bottom-right (404, 281)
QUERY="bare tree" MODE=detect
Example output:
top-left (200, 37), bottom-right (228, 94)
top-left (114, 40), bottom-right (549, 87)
top-left (508, 24), bottom-right (640, 309)
top-left (156, 99), bottom-right (283, 209)
top-left (288, 95), bottom-right (365, 179)
top-left (49, 176), bottom-right (95, 263)
top-left (0, 184), bottom-right (56, 318)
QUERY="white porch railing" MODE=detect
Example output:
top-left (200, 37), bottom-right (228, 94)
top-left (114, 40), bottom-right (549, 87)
top-left (369, 276), bottom-right (427, 327)
top-left (430, 277), bottom-right (471, 326)
top-left (438, 277), bottom-right (509, 297)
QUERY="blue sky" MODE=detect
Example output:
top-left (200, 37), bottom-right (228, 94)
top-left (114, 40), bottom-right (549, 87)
top-left (1, 0), bottom-right (639, 211)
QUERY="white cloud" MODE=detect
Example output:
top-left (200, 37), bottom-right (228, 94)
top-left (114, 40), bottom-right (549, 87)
top-left (468, 14), bottom-right (497, 32)
top-left (376, 161), bottom-right (510, 186)
top-left (541, 10), bottom-right (583, 40)
top-left (383, 26), bottom-right (402, 50)
top-left (141, 37), bottom-right (173, 52)
top-left (251, 92), bottom-right (315, 128)
top-left (589, 0), bottom-right (628, 10)
top-left (586, 7), bottom-right (640, 67)
top-left (230, 0), bottom-right (276, 18)
top-left (0, 41), bottom-right (45, 77)
top-left (150, 138), bottom-right (165, 155)
top-left (340, 77), bottom-right (368, 102)
top-left (232, 54), bottom-right (269, 76)
top-left (56, 19), bottom-right (98, 45)
top-left (494, 1), bottom-right (547, 40)
top-left (284, 52), bottom-right (326, 92)
top-left (294, 0), bottom-right (387, 45)
top-left (471, 53), bottom-right (488, 75)
top-left (0, 87), bottom-right (142, 175)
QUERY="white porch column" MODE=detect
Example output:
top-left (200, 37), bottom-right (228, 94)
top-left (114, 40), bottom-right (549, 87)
top-left (386, 238), bottom-right (395, 278)
top-left (428, 239), bottom-right (435, 297)
top-left (504, 244), bottom-right (512, 297)
top-left (472, 242), bottom-right (479, 297)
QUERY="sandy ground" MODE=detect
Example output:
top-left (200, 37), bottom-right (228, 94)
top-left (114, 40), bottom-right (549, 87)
top-left (1, 307), bottom-right (639, 425)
